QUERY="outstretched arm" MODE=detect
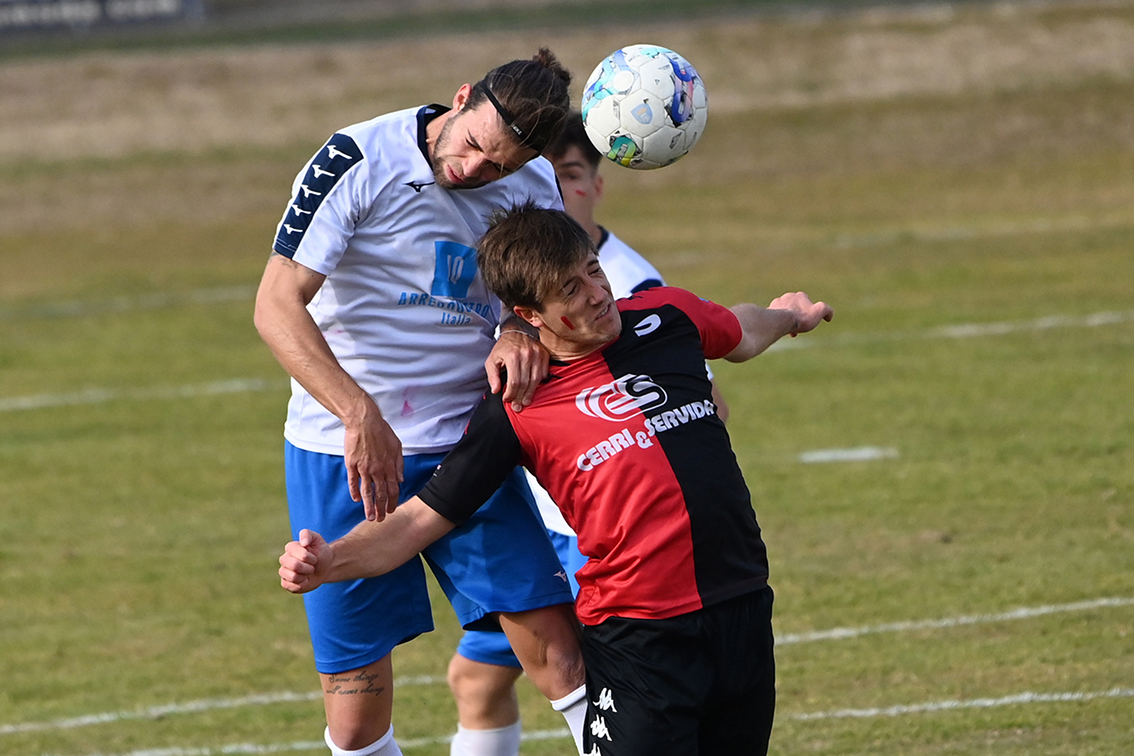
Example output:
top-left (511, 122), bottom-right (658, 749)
top-left (724, 291), bottom-right (833, 362)
top-left (278, 497), bottom-right (456, 593)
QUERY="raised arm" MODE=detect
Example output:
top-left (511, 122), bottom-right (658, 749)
top-left (278, 497), bottom-right (457, 593)
top-left (723, 291), bottom-right (833, 362)
top-left (254, 252), bottom-right (403, 520)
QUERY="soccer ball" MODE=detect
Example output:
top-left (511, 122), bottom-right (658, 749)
top-left (580, 45), bottom-right (708, 170)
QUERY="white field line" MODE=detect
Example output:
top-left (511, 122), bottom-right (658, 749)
top-left (8, 597), bottom-right (1131, 740)
top-left (777, 596), bottom-right (1134, 645)
top-left (0, 677), bottom-right (444, 736)
top-left (799, 446), bottom-right (899, 463)
top-left (766, 308), bottom-right (1134, 352)
top-left (0, 286), bottom-right (256, 321)
top-left (34, 688), bottom-right (1134, 755)
top-left (788, 686), bottom-right (1134, 722)
top-left (0, 378), bottom-right (283, 413)
top-left (1, 307), bottom-right (1130, 414)
top-left (38, 728), bottom-right (572, 756)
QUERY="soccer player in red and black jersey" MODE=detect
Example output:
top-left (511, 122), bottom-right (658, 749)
top-left (278, 205), bottom-right (833, 756)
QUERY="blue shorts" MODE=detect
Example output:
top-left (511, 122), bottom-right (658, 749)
top-left (456, 530), bottom-right (588, 668)
top-left (286, 443), bottom-right (574, 674)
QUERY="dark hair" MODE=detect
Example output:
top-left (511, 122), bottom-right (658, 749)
top-left (478, 203), bottom-right (594, 310)
top-left (468, 48), bottom-right (572, 155)
top-left (545, 109), bottom-right (602, 168)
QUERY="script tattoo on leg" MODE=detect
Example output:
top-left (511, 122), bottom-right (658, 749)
top-left (324, 670), bottom-right (386, 697)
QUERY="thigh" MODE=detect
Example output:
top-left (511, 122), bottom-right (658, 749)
top-left (286, 443), bottom-right (434, 673)
top-left (580, 616), bottom-right (708, 756)
top-left (422, 466), bottom-right (574, 629)
top-left (699, 588), bottom-right (777, 756)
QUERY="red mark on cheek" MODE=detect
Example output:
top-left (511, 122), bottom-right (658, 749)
top-left (573, 189), bottom-right (587, 197)
top-left (561, 316), bottom-right (576, 330)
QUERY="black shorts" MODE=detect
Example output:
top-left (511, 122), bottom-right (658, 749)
top-left (580, 586), bottom-right (775, 756)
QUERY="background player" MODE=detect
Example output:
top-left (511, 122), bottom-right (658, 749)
top-left (254, 53), bottom-right (588, 756)
top-left (278, 205), bottom-right (833, 756)
top-left (445, 111), bottom-right (731, 756)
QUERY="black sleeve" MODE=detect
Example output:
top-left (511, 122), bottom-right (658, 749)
top-left (630, 278), bottom-right (664, 294)
top-left (417, 392), bottom-right (524, 525)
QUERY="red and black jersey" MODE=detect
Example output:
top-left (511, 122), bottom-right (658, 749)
top-left (420, 287), bottom-right (769, 625)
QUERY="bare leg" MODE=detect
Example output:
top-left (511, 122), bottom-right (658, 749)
top-left (498, 603), bottom-right (584, 701)
top-left (448, 655), bottom-right (525, 728)
top-left (499, 603), bottom-right (587, 754)
top-left (321, 654), bottom-right (396, 750)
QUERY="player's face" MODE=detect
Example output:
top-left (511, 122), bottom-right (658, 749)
top-left (535, 252), bottom-right (620, 358)
top-left (431, 86), bottom-right (538, 189)
top-left (551, 145), bottom-right (602, 225)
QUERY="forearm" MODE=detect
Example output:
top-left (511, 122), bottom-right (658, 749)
top-left (323, 499), bottom-right (457, 582)
top-left (724, 304), bottom-right (797, 362)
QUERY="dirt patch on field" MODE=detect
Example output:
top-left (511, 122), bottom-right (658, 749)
top-left (1, 0), bottom-right (1132, 164)
top-left (1, 0), bottom-right (1132, 235)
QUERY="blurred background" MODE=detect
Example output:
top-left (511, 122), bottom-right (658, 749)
top-left (2, 1), bottom-right (1132, 755)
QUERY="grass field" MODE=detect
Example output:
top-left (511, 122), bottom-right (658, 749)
top-left (2, 1), bottom-right (1133, 754)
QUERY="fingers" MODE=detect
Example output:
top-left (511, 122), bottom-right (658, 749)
top-left (500, 350), bottom-right (549, 413)
top-left (487, 332), bottom-right (550, 412)
top-left (347, 437), bottom-right (404, 522)
top-left (485, 356), bottom-right (504, 395)
top-left (279, 538), bottom-right (317, 593)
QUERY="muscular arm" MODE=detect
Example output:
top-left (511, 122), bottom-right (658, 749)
top-left (279, 498), bottom-right (457, 592)
top-left (254, 252), bottom-right (403, 519)
top-left (724, 291), bottom-right (833, 362)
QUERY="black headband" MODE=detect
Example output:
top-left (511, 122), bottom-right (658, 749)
top-left (483, 86), bottom-right (526, 142)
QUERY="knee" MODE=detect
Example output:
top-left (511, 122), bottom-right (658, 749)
top-left (545, 636), bottom-right (586, 691)
top-left (521, 630), bottom-right (585, 698)
top-left (447, 653), bottom-right (476, 699)
top-left (447, 653), bottom-right (522, 726)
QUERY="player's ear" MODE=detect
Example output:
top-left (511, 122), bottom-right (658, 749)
top-left (593, 171), bottom-right (605, 201)
top-left (452, 83), bottom-right (473, 112)
top-left (513, 304), bottom-right (544, 329)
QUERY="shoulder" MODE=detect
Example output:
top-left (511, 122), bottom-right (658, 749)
top-left (333, 106), bottom-right (422, 166)
top-left (598, 230), bottom-right (665, 297)
top-left (618, 286), bottom-right (706, 313)
top-left (515, 156), bottom-right (560, 200)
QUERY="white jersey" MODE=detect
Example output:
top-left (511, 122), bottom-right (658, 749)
top-left (272, 105), bottom-right (563, 456)
top-left (531, 227), bottom-right (666, 535)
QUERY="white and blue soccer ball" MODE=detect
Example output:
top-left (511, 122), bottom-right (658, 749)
top-left (581, 44), bottom-right (708, 170)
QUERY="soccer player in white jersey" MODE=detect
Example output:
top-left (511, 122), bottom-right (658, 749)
top-left (254, 50), bottom-right (588, 756)
top-left (444, 113), bottom-right (728, 756)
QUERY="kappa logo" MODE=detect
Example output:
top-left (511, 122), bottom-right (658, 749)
top-left (593, 687), bottom-right (618, 712)
top-left (589, 715), bottom-right (613, 742)
top-left (633, 314), bottom-right (661, 337)
top-left (576, 373), bottom-right (667, 421)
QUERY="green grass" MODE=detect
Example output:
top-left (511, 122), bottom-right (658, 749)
top-left (2, 2), bottom-right (1133, 755)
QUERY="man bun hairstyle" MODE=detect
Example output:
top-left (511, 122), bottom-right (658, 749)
top-left (469, 48), bottom-right (572, 155)
top-left (478, 202), bottom-right (594, 311)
